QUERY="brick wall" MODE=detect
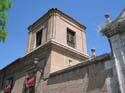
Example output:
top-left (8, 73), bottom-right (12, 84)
top-left (46, 56), bottom-right (120, 93)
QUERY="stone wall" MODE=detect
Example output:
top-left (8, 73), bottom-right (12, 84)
top-left (46, 54), bottom-right (120, 93)
top-left (0, 44), bottom-right (51, 93)
top-left (0, 53), bottom-right (120, 93)
top-left (110, 32), bottom-right (125, 92)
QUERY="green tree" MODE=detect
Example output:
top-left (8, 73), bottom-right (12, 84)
top-left (0, 0), bottom-right (12, 42)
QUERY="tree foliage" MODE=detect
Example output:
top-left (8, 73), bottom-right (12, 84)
top-left (0, 0), bottom-right (12, 42)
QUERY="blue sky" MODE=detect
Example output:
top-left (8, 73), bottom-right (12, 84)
top-left (0, 0), bottom-right (124, 69)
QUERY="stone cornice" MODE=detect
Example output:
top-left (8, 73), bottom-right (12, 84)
top-left (54, 8), bottom-right (86, 29)
top-left (100, 8), bottom-right (125, 37)
top-left (100, 21), bottom-right (125, 37)
top-left (1, 40), bottom-right (89, 72)
top-left (50, 39), bottom-right (89, 59)
top-left (26, 39), bottom-right (89, 59)
top-left (28, 8), bottom-right (86, 32)
top-left (100, 23), bottom-right (125, 38)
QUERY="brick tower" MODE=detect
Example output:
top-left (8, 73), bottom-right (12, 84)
top-left (26, 8), bottom-right (89, 73)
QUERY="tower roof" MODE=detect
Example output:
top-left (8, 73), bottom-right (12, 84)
top-left (28, 8), bottom-right (86, 31)
top-left (100, 7), bottom-right (125, 37)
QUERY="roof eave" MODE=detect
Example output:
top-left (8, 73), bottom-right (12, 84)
top-left (28, 8), bottom-right (86, 31)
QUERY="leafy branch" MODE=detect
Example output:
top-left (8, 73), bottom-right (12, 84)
top-left (0, 0), bottom-right (12, 42)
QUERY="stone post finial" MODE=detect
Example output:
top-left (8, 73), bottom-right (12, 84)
top-left (91, 48), bottom-right (96, 57)
top-left (104, 13), bottom-right (110, 24)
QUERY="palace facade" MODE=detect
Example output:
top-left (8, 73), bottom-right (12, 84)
top-left (0, 8), bottom-right (125, 93)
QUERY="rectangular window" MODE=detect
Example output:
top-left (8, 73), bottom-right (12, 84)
top-left (25, 75), bottom-right (36, 93)
top-left (36, 30), bottom-right (42, 47)
top-left (4, 77), bottom-right (13, 93)
top-left (67, 29), bottom-right (75, 48)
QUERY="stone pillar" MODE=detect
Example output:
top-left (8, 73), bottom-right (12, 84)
top-left (110, 33), bottom-right (125, 93)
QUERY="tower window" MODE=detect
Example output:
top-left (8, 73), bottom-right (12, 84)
top-left (67, 29), bottom-right (75, 48)
top-left (36, 30), bottom-right (42, 47)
